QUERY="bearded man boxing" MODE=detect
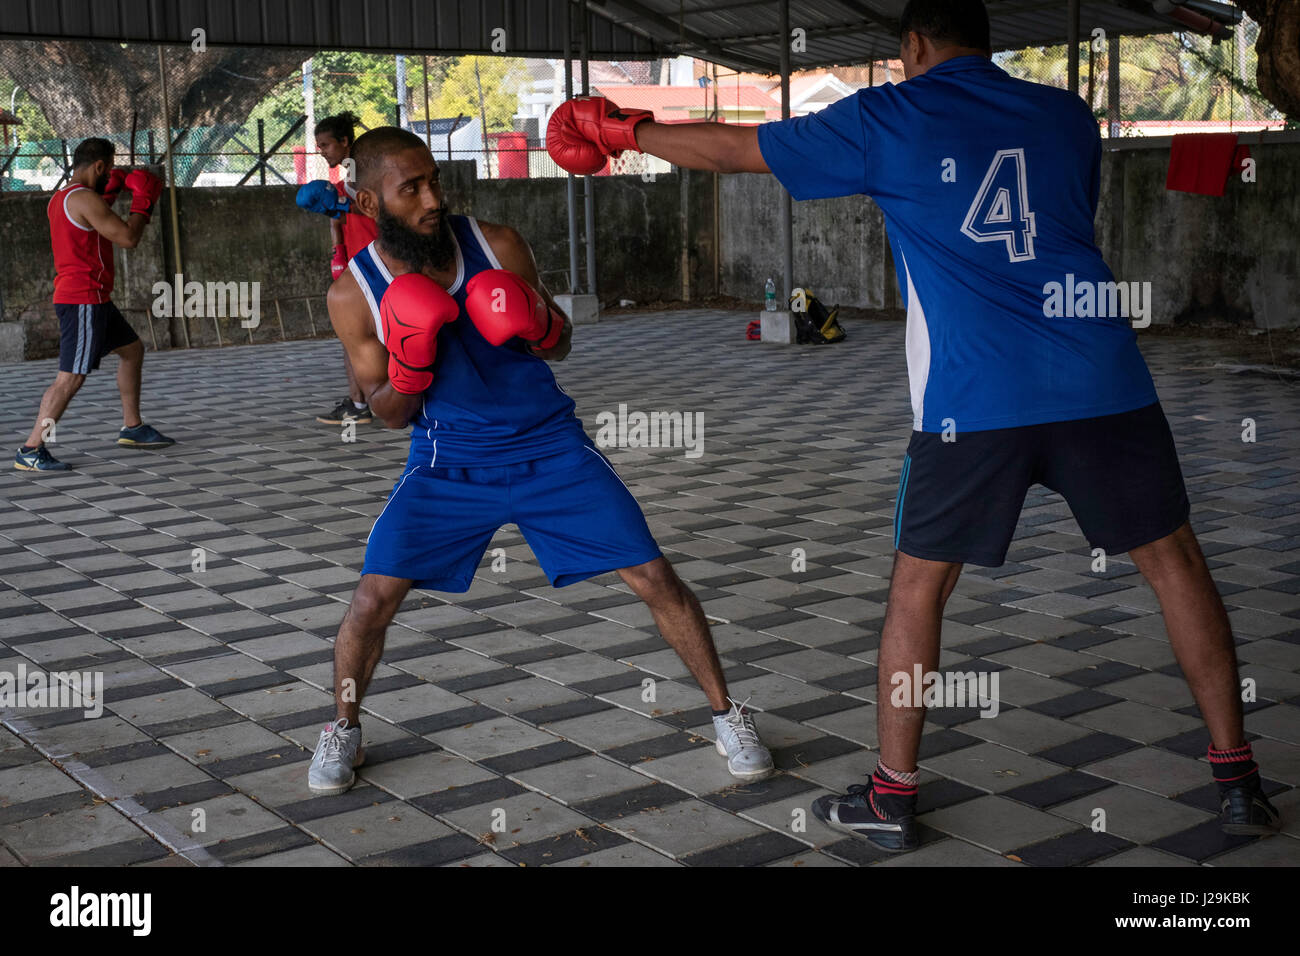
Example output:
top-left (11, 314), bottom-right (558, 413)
top-left (309, 127), bottom-right (773, 795)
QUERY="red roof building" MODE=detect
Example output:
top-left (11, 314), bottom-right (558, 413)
top-left (592, 84), bottom-right (782, 123)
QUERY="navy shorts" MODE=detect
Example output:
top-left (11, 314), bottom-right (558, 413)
top-left (57, 301), bottom-right (139, 374)
top-left (894, 402), bottom-right (1191, 567)
top-left (362, 443), bottom-right (663, 591)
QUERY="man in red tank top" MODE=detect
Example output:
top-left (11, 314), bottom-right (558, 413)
top-left (305, 111), bottom-right (377, 427)
top-left (16, 138), bottom-right (174, 471)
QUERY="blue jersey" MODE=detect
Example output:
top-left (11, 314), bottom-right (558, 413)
top-left (348, 215), bottom-right (588, 465)
top-left (756, 55), bottom-right (1157, 433)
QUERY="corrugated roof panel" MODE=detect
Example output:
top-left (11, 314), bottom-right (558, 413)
top-left (593, 0), bottom-right (1190, 71)
top-left (0, 0), bottom-right (663, 57)
top-left (0, 0), bottom-right (1203, 66)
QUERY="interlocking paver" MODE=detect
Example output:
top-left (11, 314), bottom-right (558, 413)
top-left (1, 317), bottom-right (1295, 866)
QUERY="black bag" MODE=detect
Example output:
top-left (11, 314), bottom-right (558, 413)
top-left (791, 287), bottom-right (846, 344)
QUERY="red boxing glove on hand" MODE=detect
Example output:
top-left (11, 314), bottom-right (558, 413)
top-left (330, 244), bottom-right (348, 281)
top-left (102, 167), bottom-right (128, 207)
top-left (379, 273), bottom-right (459, 394)
top-left (546, 96), bottom-right (653, 176)
top-left (464, 269), bottom-right (563, 351)
top-left (124, 169), bottom-right (164, 221)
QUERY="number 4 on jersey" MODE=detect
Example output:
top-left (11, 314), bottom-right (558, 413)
top-left (960, 148), bottom-right (1036, 262)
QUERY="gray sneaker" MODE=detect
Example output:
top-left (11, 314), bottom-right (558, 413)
top-left (308, 717), bottom-right (365, 795)
top-left (713, 697), bottom-right (774, 781)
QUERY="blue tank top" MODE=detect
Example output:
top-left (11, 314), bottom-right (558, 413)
top-left (348, 215), bottom-right (589, 466)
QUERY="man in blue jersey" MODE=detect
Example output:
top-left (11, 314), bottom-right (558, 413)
top-left (308, 127), bottom-right (773, 795)
top-left (548, 0), bottom-right (1280, 850)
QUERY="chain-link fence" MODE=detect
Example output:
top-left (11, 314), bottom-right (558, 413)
top-left (1, 19), bottom-right (1292, 193)
top-left (0, 42), bottom-right (561, 191)
top-left (995, 13), bottom-right (1288, 137)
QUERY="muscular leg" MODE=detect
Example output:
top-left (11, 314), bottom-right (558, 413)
top-left (342, 347), bottom-right (365, 405)
top-left (619, 556), bottom-right (729, 710)
top-left (24, 371), bottom-right (87, 448)
top-left (876, 551), bottom-right (963, 773)
top-left (1128, 522), bottom-right (1244, 749)
top-left (334, 573), bottom-right (413, 723)
top-left (115, 339), bottom-right (144, 428)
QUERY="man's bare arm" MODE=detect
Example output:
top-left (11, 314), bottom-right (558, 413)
top-left (70, 190), bottom-right (149, 248)
top-left (483, 222), bottom-right (573, 362)
top-left (634, 122), bottom-right (769, 175)
top-left (326, 272), bottom-right (424, 428)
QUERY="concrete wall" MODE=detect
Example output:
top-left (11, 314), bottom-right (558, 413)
top-left (2, 139), bottom-right (1295, 361)
top-left (0, 161), bottom-right (716, 359)
top-left (719, 140), bottom-right (1300, 329)
top-left (719, 172), bottom-right (900, 312)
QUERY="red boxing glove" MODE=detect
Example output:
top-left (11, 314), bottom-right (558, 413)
top-left (546, 96), bottom-right (652, 176)
top-left (125, 168), bottom-right (164, 221)
top-left (330, 244), bottom-right (348, 281)
top-left (379, 273), bottom-right (459, 394)
top-left (464, 269), bottom-right (564, 351)
top-left (102, 167), bottom-right (128, 207)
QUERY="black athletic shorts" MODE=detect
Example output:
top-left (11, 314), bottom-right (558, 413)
top-left (57, 301), bottom-right (140, 374)
top-left (893, 402), bottom-right (1191, 567)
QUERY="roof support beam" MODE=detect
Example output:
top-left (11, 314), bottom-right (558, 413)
top-left (828, 0), bottom-right (900, 33)
top-left (586, 0), bottom-right (777, 72)
top-left (709, 19), bottom-right (892, 50)
top-left (778, 0), bottom-right (793, 309)
top-left (1068, 0), bottom-right (1081, 93)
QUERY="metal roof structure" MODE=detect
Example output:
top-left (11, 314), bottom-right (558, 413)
top-left (587, 0), bottom-right (1189, 73)
top-left (0, 0), bottom-right (659, 58)
top-left (0, 1), bottom-right (1218, 70)
top-left (0, 0), bottom-right (1235, 303)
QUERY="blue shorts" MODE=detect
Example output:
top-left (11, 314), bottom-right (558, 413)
top-left (362, 443), bottom-right (663, 591)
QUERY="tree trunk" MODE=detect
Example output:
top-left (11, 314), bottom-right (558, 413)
top-left (1239, 0), bottom-right (1300, 119)
top-left (0, 40), bottom-right (304, 184)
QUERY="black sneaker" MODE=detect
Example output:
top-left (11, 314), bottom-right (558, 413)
top-left (118, 423), bottom-right (175, 449)
top-left (14, 445), bottom-right (71, 471)
top-left (316, 398), bottom-right (372, 425)
top-left (811, 778), bottom-right (919, 852)
top-left (1220, 785), bottom-right (1282, 835)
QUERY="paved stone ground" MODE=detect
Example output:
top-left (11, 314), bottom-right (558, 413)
top-left (1, 310), bottom-right (1297, 868)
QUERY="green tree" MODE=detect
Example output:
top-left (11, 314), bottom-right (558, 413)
top-left (0, 74), bottom-right (55, 142)
top-left (993, 20), bottom-right (1278, 126)
top-left (425, 56), bottom-right (525, 129)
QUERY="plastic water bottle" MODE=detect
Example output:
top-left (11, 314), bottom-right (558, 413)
top-left (764, 277), bottom-right (777, 311)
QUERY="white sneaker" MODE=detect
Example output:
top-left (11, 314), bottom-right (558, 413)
top-left (308, 717), bottom-right (365, 795)
top-left (713, 697), bottom-right (774, 781)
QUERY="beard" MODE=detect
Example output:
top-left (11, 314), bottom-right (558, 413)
top-left (376, 199), bottom-right (456, 273)
top-left (92, 170), bottom-right (110, 193)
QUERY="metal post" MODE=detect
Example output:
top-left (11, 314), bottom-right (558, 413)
top-left (1067, 0), bottom-right (1081, 95)
top-left (257, 118), bottom-right (266, 185)
top-left (302, 59), bottom-right (315, 179)
top-left (1107, 35), bottom-right (1121, 138)
top-left (580, 4), bottom-right (596, 297)
top-left (157, 45), bottom-right (188, 346)
top-left (563, 1), bottom-right (579, 294)
top-left (680, 168), bottom-right (689, 301)
top-left (395, 54), bottom-right (408, 128)
top-left (712, 61), bottom-right (719, 296)
top-left (422, 56), bottom-right (433, 149)
top-left (778, 0), bottom-right (793, 305)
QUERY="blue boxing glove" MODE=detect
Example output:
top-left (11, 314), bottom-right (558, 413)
top-left (295, 180), bottom-right (350, 219)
